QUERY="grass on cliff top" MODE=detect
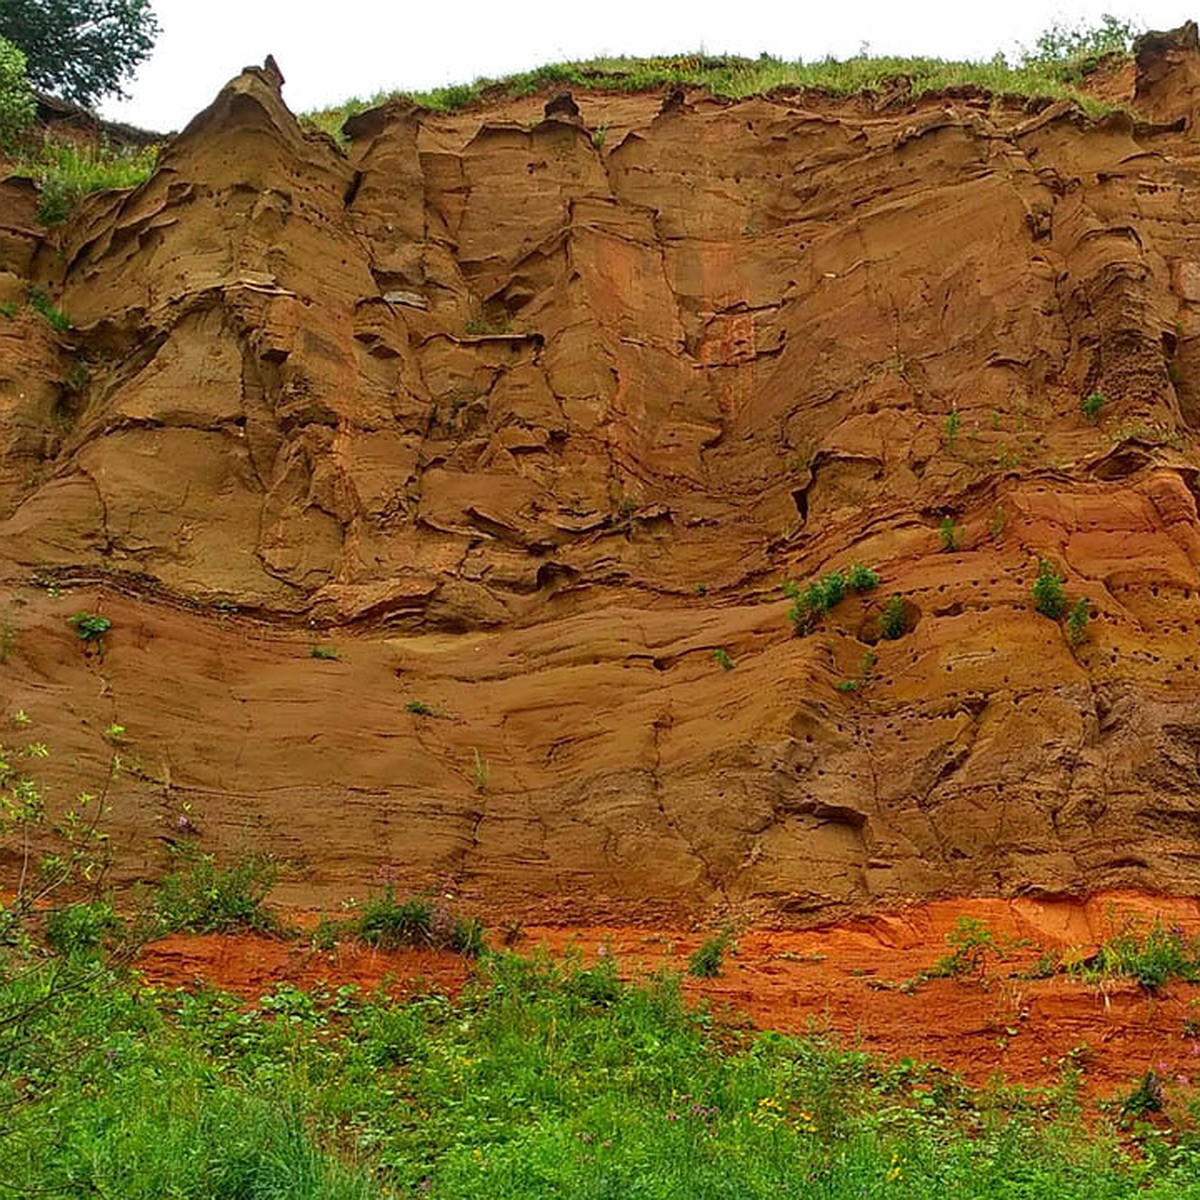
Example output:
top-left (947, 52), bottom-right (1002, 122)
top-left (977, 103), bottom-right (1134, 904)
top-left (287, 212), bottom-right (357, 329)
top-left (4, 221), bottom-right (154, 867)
top-left (6, 135), bottom-right (158, 224)
top-left (8, 936), bottom-right (1200, 1200)
top-left (304, 18), bottom-right (1136, 136)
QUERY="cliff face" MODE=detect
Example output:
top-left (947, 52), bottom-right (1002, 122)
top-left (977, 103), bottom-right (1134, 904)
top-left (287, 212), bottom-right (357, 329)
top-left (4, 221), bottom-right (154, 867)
top-left (6, 33), bottom-right (1200, 922)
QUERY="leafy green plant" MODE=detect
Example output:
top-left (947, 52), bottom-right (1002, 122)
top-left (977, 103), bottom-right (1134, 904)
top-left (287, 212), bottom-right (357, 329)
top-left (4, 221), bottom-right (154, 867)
top-left (27, 286), bottom-right (70, 332)
top-left (406, 699), bottom-right (435, 716)
top-left (0, 299), bottom-right (16, 318)
top-left (926, 916), bottom-right (1000, 980)
top-left (879, 594), bottom-right (906, 640)
top-left (1081, 391), bottom-right (1107, 422)
top-left (1069, 917), bottom-right (1200, 992)
top-left (784, 570), bottom-right (849, 634)
top-left (688, 928), bottom-right (734, 978)
top-left (1066, 597), bottom-right (1090, 646)
top-left (44, 899), bottom-right (122, 958)
top-left (67, 611), bottom-right (111, 643)
top-left (712, 648), bottom-right (733, 671)
top-left (309, 645), bottom-right (339, 661)
top-left (845, 563), bottom-right (879, 592)
top-left (152, 849), bottom-right (279, 935)
top-left (1031, 559), bottom-right (1067, 620)
top-left (0, 34), bottom-right (34, 151)
top-left (591, 121), bottom-right (610, 148)
top-left (354, 885), bottom-right (484, 956)
top-left (939, 516), bottom-right (960, 552)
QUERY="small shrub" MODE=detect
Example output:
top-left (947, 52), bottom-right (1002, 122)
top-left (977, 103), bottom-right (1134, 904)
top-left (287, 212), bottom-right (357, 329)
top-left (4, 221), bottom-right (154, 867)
top-left (879, 594), bottom-right (906, 640)
top-left (1066, 598), bottom-right (1089, 645)
top-left (818, 570), bottom-right (846, 608)
top-left (784, 570), bottom-right (848, 633)
top-left (1119, 1070), bottom-right (1164, 1120)
top-left (1072, 918), bottom-right (1200, 992)
top-left (44, 900), bottom-right (122, 958)
top-left (835, 679), bottom-right (858, 693)
top-left (354, 885), bottom-right (484, 956)
top-left (152, 850), bottom-right (278, 935)
top-left (927, 916), bottom-right (998, 980)
top-left (939, 516), bottom-right (959, 552)
top-left (712, 648), bottom-right (733, 671)
top-left (1081, 391), bottom-right (1107, 422)
top-left (846, 563), bottom-right (880, 592)
top-left (1031, 559), bottom-right (1067, 620)
top-left (67, 611), bottom-right (111, 642)
top-left (688, 929), bottom-right (734, 978)
top-left (406, 700), bottom-right (434, 716)
top-left (27, 286), bottom-right (70, 332)
top-left (309, 645), bottom-right (339, 660)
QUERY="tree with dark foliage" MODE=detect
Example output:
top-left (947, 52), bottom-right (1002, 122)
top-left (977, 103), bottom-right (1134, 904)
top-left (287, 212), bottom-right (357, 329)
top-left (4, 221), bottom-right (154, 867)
top-left (0, 0), bottom-right (158, 108)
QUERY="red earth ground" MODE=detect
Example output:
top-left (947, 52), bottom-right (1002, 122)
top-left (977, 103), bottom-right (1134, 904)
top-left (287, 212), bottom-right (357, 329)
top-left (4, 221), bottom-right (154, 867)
top-left (136, 891), bottom-right (1200, 1107)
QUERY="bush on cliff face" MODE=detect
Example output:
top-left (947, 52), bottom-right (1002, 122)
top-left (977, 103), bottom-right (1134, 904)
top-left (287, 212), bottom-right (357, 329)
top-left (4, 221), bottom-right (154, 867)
top-left (0, 34), bottom-right (34, 150)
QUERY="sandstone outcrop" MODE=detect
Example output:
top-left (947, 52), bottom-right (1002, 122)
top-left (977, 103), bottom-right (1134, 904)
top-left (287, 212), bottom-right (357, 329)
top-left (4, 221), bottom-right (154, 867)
top-left (7, 37), bottom-right (1200, 922)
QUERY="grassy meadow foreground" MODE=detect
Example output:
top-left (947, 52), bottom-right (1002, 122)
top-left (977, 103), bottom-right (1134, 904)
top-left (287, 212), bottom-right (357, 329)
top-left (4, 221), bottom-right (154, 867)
top-left (8, 874), bottom-right (1200, 1198)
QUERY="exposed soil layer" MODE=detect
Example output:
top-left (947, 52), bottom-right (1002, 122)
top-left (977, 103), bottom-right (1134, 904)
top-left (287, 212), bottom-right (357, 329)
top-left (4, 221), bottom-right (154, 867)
top-left (10, 30), bottom-right (1200, 925)
top-left (137, 892), bottom-right (1200, 1102)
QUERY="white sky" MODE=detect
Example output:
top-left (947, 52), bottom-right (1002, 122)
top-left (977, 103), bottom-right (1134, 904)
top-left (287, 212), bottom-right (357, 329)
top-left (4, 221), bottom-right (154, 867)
top-left (99, 0), bottom-right (1196, 132)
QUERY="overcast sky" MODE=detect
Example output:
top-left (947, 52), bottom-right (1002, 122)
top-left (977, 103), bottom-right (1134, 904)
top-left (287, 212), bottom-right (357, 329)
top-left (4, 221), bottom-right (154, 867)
top-left (99, 1), bottom-right (1195, 133)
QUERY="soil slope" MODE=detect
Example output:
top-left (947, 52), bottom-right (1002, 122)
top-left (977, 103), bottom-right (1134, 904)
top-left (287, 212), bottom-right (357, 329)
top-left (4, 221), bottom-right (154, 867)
top-left (6, 30), bottom-right (1200, 924)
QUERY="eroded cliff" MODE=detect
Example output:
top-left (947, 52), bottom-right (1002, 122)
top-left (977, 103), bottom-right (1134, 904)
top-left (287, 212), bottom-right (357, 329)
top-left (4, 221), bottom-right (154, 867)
top-left (6, 31), bottom-right (1200, 923)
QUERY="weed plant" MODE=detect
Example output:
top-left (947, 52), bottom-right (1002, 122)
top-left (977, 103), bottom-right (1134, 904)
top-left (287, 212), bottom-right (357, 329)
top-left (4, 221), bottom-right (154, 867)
top-left (1067, 597), bottom-right (1090, 646)
top-left (1070, 917), bottom-right (1200, 992)
top-left (1032, 559), bottom-right (1067, 620)
top-left (355, 885), bottom-right (485, 956)
top-left (151, 848), bottom-right (279, 935)
top-left (27, 285), bottom-right (69, 332)
top-left (687, 929), bottom-right (733, 978)
top-left (785, 565), bottom-right (878, 634)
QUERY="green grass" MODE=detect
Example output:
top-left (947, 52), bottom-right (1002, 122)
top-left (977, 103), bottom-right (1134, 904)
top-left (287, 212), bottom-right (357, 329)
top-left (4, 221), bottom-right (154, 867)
top-left (303, 35), bottom-right (1132, 138)
top-left (6, 136), bottom-right (158, 224)
top-left (7, 939), bottom-right (1200, 1198)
